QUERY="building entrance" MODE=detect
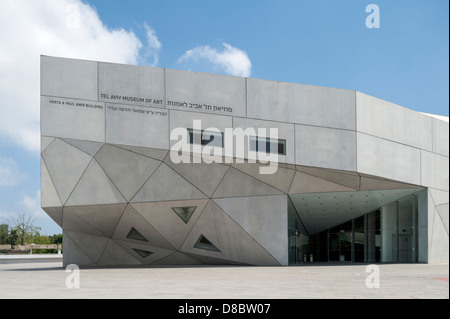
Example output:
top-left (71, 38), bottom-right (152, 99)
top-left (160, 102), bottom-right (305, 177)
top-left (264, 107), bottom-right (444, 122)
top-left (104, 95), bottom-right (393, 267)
top-left (288, 188), bottom-right (425, 265)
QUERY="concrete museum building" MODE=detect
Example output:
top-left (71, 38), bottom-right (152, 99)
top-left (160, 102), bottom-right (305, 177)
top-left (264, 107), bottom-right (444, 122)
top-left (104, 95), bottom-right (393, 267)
top-left (40, 56), bottom-right (449, 267)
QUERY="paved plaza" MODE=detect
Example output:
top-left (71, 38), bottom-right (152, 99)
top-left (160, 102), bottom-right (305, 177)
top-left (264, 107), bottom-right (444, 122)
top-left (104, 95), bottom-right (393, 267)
top-left (0, 259), bottom-right (448, 299)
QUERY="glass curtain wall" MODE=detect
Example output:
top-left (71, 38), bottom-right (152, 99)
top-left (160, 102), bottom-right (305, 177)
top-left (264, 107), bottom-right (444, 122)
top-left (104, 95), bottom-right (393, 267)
top-left (288, 189), bottom-right (425, 264)
top-left (288, 198), bottom-right (309, 264)
top-left (381, 194), bottom-right (419, 263)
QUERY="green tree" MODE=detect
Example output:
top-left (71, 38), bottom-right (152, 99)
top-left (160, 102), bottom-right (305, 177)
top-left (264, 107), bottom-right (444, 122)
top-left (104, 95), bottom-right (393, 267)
top-left (0, 224), bottom-right (9, 245)
top-left (9, 228), bottom-right (19, 246)
top-left (1, 213), bottom-right (62, 254)
top-left (0, 224), bottom-right (19, 246)
top-left (49, 234), bottom-right (62, 245)
top-left (2, 213), bottom-right (41, 245)
top-left (31, 232), bottom-right (51, 245)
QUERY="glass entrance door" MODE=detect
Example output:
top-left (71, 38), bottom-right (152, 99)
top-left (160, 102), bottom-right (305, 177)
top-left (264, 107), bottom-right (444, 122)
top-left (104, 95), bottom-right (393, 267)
top-left (328, 221), bottom-right (352, 262)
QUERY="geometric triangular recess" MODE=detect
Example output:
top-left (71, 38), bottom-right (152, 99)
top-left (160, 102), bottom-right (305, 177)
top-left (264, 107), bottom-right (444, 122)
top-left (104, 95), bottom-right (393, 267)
top-left (126, 227), bottom-right (148, 242)
top-left (130, 200), bottom-right (208, 251)
top-left (97, 240), bottom-right (141, 266)
top-left (171, 206), bottom-right (196, 224)
top-left (113, 205), bottom-right (176, 251)
top-left (194, 234), bottom-right (221, 252)
top-left (180, 201), bottom-right (281, 265)
top-left (132, 248), bottom-right (153, 258)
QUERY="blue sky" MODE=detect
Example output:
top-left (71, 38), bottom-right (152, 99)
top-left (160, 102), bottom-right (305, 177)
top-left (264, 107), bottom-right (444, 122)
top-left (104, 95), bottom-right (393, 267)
top-left (0, 0), bottom-right (448, 235)
top-left (89, 0), bottom-right (449, 113)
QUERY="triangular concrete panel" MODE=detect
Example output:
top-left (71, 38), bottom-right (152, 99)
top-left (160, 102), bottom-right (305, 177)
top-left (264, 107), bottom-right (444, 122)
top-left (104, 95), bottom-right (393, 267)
top-left (112, 205), bottom-right (176, 251)
top-left (165, 156), bottom-right (229, 197)
top-left (360, 176), bottom-right (419, 191)
top-left (194, 234), bottom-right (221, 252)
top-left (182, 252), bottom-right (250, 265)
top-left (132, 248), bottom-right (153, 258)
top-left (428, 189), bottom-right (437, 241)
top-left (289, 171), bottom-right (355, 194)
top-left (127, 227), bottom-right (148, 242)
top-left (63, 232), bottom-right (96, 267)
top-left (131, 163), bottom-right (207, 203)
top-left (62, 138), bottom-right (104, 156)
top-left (231, 162), bottom-right (296, 193)
top-left (63, 207), bottom-right (106, 237)
top-left (180, 201), bottom-right (281, 266)
top-left (95, 144), bottom-right (161, 201)
top-left (436, 203), bottom-right (449, 235)
top-left (172, 206), bottom-right (196, 224)
top-left (429, 207), bottom-right (449, 263)
top-left (212, 167), bottom-right (283, 198)
top-left (41, 158), bottom-right (62, 208)
top-left (429, 188), bottom-right (450, 206)
top-left (43, 207), bottom-right (63, 228)
top-left (42, 139), bottom-right (92, 204)
top-left (213, 195), bottom-right (288, 265)
top-left (114, 239), bottom-right (175, 265)
top-left (41, 136), bottom-right (55, 152)
top-left (97, 239), bottom-right (142, 266)
top-left (297, 166), bottom-right (360, 190)
top-left (131, 199), bottom-right (208, 250)
top-left (150, 251), bottom-right (202, 265)
top-left (65, 159), bottom-right (127, 206)
top-left (65, 230), bottom-right (110, 264)
top-left (64, 204), bottom-right (126, 238)
top-left (113, 144), bottom-right (168, 161)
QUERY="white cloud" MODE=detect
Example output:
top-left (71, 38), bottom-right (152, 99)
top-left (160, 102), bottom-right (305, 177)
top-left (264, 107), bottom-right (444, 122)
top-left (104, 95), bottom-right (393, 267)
top-left (140, 23), bottom-right (162, 67)
top-left (0, 0), bottom-right (159, 152)
top-left (178, 43), bottom-right (252, 77)
top-left (0, 157), bottom-right (25, 187)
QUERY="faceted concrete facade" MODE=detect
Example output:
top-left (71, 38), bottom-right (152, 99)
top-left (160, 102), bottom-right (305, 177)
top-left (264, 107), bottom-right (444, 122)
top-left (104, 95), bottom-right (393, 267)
top-left (41, 56), bottom-right (449, 266)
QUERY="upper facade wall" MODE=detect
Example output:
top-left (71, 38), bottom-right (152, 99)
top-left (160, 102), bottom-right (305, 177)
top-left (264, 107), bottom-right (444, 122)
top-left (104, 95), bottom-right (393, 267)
top-left (41, 56), bottom-right (449, 190)
top-left (356, 92), bottom-right (448, 189)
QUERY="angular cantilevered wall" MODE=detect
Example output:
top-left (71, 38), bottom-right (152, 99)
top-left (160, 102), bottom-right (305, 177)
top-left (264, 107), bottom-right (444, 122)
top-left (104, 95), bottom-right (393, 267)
top-left (41, 56), bottom-right (449, 266)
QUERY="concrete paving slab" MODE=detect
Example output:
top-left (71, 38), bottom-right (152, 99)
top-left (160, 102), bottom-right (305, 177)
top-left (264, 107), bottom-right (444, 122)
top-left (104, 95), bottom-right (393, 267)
top-left (0, 261), bottom-right (448, 299)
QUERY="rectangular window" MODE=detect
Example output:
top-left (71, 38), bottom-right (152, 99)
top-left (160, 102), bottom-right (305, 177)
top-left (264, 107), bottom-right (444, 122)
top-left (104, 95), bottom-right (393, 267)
top-left (249, 136), bottom-right (286, 155)
top-left (187, 129), bottom-right (224, 148)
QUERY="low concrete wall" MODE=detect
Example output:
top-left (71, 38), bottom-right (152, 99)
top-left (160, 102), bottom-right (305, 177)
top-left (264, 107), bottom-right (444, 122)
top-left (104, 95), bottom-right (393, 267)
top-left (0, 254), bottom-right (63, 264)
